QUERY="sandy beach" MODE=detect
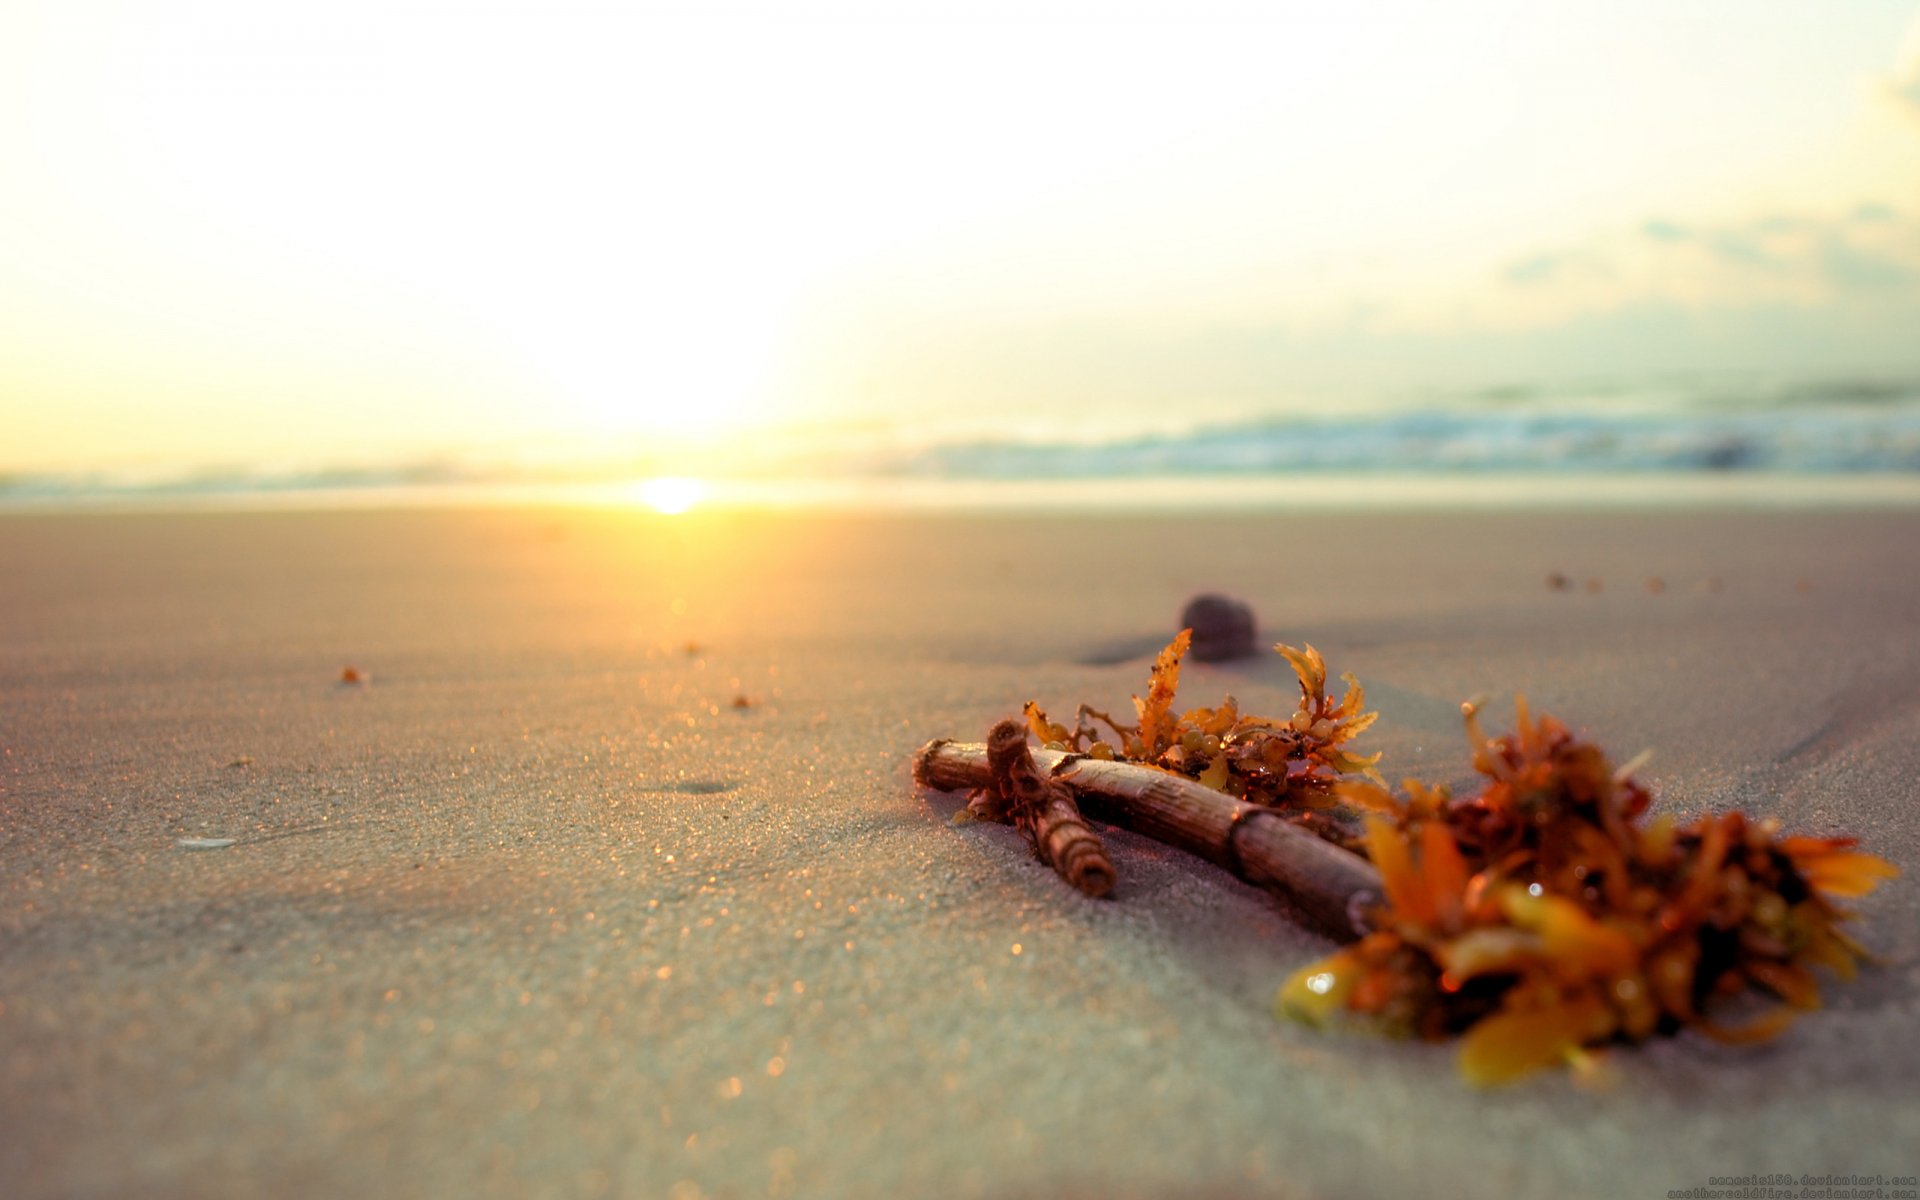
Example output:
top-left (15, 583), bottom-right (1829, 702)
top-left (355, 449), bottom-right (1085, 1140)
top-left (2, 505), bottom-right (1916, 1199)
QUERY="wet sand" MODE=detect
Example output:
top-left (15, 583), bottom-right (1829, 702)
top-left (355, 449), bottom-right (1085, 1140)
top-left (2, 507), bottom-right (1916, 1198)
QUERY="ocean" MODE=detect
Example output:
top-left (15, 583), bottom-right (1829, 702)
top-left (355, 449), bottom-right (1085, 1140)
top-left (8, 374), bottom-right (1920, 510)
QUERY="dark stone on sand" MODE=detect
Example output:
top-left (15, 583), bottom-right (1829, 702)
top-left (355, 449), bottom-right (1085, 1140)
top-left (1180, 593), bottom-right (1257, 661)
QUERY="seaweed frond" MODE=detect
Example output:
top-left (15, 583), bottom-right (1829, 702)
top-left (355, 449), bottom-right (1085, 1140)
top-left (1024, 632), bottom-right (1384, 816)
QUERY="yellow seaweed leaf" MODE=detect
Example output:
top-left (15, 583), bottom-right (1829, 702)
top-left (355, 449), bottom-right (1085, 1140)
top-left (1497, 888), bottom-right (1638, 978)
top-left (1196, 753), bottom-right (1231, 792)
top-left (1437, 928), bottom-right (1539, 984)
top-left (1419, 821), bottom-right (1471, 931)
top-left (1335, 672), bottom-right (1368, 719)
top-left (1794, 850), bottom-right (1900, 898)
top-left (1022, 700), bottom-right (1067, 746)
top-left (1133, 629), bottom-right (1191, 757)
top-left (1796, 924), bottom-right (1860, 981)
top-left (1365, 814), bottom-right (1432, 929)
top-left (1337, 708), bottom-right (1381, 740)
top-left (1278, 950), bottom-right (1362, 1026)
top-left (1745, 960), bottom-right (1822, 1010)
top-left (1458, 993), bottom-right (1613, 1086)
top-left (1323, 749), bottom-right (1386, 785)
top-left (1275, 643), bottom-right (1325, 700)
top-left (1334, 779), bottom-right (1401, 813)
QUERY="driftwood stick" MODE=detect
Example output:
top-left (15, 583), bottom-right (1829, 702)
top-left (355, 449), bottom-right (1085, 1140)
top-left (917, 737), bottom-right (1382, 942)
top-left (985, 720), bottom-right (1116, 898)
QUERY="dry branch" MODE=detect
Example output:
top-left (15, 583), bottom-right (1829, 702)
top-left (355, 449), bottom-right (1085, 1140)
top-left (917, 736), bottom-right (1382, 941)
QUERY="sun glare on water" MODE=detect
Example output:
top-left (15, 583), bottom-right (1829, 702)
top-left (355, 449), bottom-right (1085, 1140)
top-left (634, 476), bottom-right (708, 515)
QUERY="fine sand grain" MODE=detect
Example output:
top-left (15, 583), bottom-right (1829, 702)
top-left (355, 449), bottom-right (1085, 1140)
top-left (2, 507), bottom-right (1916, 1198)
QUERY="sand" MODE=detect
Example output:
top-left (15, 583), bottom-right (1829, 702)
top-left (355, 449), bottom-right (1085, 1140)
top-left (2, 506), bottom-right (1916, 1199)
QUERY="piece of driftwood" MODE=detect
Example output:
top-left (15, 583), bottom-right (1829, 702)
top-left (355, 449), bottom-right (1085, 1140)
top-left (916, 735), bottom-right (1383, 941)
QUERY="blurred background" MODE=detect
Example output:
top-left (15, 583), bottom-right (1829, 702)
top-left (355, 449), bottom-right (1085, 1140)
top-left (4, 0), bottom-right (1918, 506)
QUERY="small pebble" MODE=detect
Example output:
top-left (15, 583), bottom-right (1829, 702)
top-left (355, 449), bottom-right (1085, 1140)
top-left (177, 837), bottom-right (236, 850)
top-left (1180, 593), bottom-right (1257, 662)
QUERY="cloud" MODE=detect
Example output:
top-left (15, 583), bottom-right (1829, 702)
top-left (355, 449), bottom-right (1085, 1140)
top-left (1821, 238), bottom-right (1917, 290)
top-left (1890, 75), bottom-right (1920, 118)
top-left (1502, 205), bottom-right (1920, 314)
top-left (1881, 12), bottom-right (1920, 121)
top-left (1503, 254), bottom-right (1568, 286)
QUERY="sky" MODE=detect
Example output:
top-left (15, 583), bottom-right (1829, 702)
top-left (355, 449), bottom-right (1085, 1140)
top-left (3, 0), bottom-right (1919, 476)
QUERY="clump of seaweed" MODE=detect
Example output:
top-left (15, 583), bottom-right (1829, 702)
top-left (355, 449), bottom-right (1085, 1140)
top-left (1280, 698), bottom-right (1898, 1084)
top-left (916, 633), bottom-right (1898, 1085)
top-left (1023, 631), bottom-right (1384, 814)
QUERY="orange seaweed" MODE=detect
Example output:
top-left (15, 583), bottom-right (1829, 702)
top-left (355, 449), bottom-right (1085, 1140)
top-left (1281, 697), bottom-right (1896, 1084)
top-left (1011, 635), bottom-right (1894, 1084)
top-left (1025, 632), bottom-right (1384, 819)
